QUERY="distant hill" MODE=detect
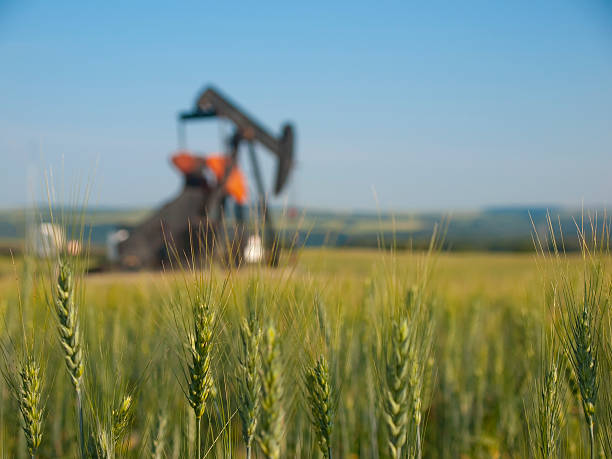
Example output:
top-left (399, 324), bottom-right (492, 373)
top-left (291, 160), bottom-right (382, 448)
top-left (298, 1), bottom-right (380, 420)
top-left (0, 205), bottom-right (601, 254)
top-left (275, 206), bottom-right (587, 251)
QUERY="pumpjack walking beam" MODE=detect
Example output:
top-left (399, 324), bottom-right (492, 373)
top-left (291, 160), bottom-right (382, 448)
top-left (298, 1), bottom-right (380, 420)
top-left (179, 86), bottom-right (295, 195)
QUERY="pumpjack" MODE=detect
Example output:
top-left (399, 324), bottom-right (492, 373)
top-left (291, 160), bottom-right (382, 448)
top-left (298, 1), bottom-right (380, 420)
top-left (109, 86), bottom-right (295, 269)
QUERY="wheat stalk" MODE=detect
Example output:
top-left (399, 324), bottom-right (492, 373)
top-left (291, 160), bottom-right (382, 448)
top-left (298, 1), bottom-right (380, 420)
top-left (185, 294), bottom-right (215, 458)
top-left (1, 353), bottom-right (45, 459)
top-left (236, 312), bottom-right (261, 459)
top-left (537, 362), bottom-right (563, 458)
top-left (569, 306), bottom-right (598, 458)
top-left (528, 336), bottom-right (566, 459)
top-left (257, 324), bottom-right (283, 459)
top-left (54, 261), bottom-right (86, 458)
top-left (305, 355), bottom-right (334, 459)
top-left (171, 424), bottom-right (181, 459)
top-left (383, 318), bottom-right (410, 459)
top-left (150, 409), bottom-right (167, 459)
top-left (539, 213), bottom-right (609, 459)
top-left (88, 428), bottom-right (112, 459)
top-left (555, 265), bottom-right (603, 459)
top-left (408, 349), bottom-right (423, 459)
top-left (55, 262), bottom-right (84, 388)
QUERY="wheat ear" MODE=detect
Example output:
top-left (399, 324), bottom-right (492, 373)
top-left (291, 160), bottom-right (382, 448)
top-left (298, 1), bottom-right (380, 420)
top-left (18, 358), bottom-right (44, 458)
top-left (112, 394), bottom-right (134, 449)
top-left (383, 318), bottom-right (410, 459)
top-left (186, 295), bottom-right (215, 458)
top-left (258, 324), bottom-right (283, 459)
top-left (305, 355), bottom-right (334, 459)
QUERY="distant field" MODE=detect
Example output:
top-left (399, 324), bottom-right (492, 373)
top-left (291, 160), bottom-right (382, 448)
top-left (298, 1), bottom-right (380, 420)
top-left (0, 205), bottom-right (596, 253)
top-left (0, 248), bottom-right (554, 305)
top-left (297, 248), bottom-right (545, 302)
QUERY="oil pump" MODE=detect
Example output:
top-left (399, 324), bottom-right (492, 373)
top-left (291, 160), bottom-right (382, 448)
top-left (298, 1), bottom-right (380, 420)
top-left (111, 86), bottom-right (295, 269)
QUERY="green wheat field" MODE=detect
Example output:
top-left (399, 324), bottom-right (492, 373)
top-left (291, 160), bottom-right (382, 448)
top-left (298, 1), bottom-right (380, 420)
top-left (0, 223), bottom-right (611, 458)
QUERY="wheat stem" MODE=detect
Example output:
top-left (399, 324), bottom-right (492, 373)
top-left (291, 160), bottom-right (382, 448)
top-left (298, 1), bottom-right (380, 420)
top-left (75, 388), bottom-right (85, 459)
top-left (55, 261), bottom-right (86, 458)
top-left (150, 410), bottom-right (167, 459)
top-left (196, 416), bottom-right (201, 459)
top-left (588, 420), bottom-right (595, 459)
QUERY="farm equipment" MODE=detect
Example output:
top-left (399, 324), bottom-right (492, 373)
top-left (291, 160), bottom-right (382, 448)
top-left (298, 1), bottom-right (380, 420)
top-left (109, 86), bottom-right (295, 269)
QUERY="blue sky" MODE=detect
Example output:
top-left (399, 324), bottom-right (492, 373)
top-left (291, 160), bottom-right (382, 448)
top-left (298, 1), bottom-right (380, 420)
top-left (1, 1), bottom-right (611, 211)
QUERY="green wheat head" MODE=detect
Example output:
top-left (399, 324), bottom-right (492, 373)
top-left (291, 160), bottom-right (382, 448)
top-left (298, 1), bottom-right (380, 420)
top-left (18, 358), bottom-right (44, 456)
top-left (305, 355), bottom-right (334, 459)
top-left (258, 324), bottom-right (283, 459)
top-left (408, 348), bottom-right (422, 430)
top-left (112, 394), bottom-right (134, 446)
top-left (187, 296), bottom-right (215, 420)
top-left (55, 261), bottom-right (84, 390)
top-left (383, 318), bottom-right (410, 459)
top-left (530, 348), bottom-right (565, 459)
top-left (557, 266), bottom-right (603, 451)
top-left (572, 307), bottom-right (598, 429)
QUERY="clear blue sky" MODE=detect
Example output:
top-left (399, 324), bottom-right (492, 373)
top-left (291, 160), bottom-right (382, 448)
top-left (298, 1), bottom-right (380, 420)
top-left (1, 1), bottom-right (611, 211)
